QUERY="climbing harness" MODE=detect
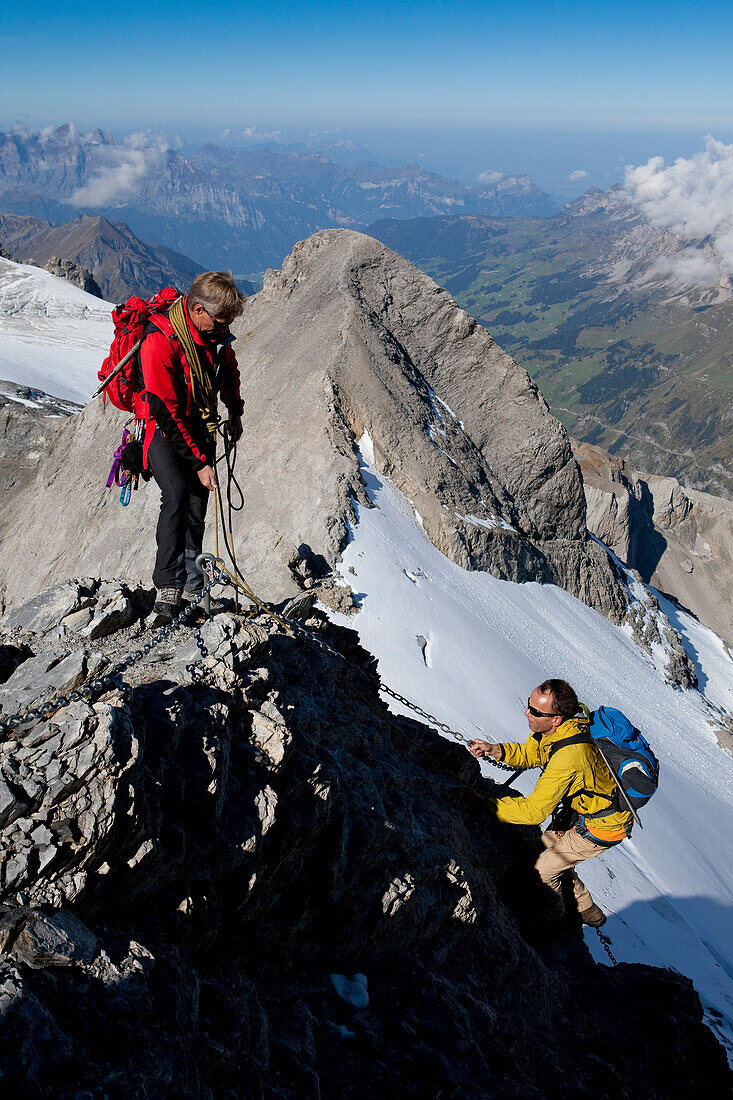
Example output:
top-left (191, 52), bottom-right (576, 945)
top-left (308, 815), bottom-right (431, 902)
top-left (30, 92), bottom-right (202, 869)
top-left (106, 425), bottom-right (134, 505)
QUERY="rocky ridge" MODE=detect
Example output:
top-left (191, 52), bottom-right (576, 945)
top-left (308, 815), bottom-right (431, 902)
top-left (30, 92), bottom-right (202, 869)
top-left (0, 229), bottom-right (701, 686)
top-left (0, 212), bottom-right (205, 301)
top-left (41, 257), bottom-right (101, 297)
top-left (576, 440), bottom-right (733, 646)
top-left (0, 580), bottom-right (730, 1097)
top-left (369, 201), bottom-right (733, 500)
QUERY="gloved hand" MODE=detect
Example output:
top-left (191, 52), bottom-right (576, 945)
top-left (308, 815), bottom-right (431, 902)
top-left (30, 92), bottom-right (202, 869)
top-left (228, 413), bottom-right (243, 442)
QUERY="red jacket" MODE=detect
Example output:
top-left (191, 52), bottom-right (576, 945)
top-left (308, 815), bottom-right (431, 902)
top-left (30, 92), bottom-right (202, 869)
top-left (139, 299), bottom-right (243, 470)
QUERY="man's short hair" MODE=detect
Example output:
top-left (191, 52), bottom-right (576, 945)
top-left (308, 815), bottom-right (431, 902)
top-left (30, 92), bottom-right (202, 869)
top-left (539, 678), bottom-right (579, 718)
top-left (188, 271), bottom-right (246, 324)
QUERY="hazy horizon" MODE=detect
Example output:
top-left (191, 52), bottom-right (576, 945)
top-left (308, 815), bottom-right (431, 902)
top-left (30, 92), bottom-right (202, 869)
top-left (4, 116), bottom-right (732, 202)
top-left (3, 0), bottom-right (732, 197)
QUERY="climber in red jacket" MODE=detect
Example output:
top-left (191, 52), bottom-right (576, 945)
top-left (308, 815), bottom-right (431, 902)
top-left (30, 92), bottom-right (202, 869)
top-left (140, 271), bottom-right (245, 622)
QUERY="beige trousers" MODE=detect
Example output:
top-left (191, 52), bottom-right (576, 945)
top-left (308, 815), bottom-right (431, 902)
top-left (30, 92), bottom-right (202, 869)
top-left (535, 828), bottom-right (610, 914)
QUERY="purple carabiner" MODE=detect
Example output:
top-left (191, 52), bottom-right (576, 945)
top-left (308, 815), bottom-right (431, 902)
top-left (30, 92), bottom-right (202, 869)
top-left (106, 428), bottom-right (130, 488)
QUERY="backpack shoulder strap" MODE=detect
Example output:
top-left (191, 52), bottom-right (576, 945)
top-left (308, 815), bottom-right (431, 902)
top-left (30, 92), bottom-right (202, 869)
top-left (144, 312), bottom-right (178, 345)
top-left (547, 732), bottom-right (593, 760)
top-left (547, 730), bottom-right (621, 815)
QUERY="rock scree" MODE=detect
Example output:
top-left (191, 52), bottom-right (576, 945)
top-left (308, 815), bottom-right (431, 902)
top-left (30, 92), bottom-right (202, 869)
top-left (0, 229), bottom-right (626, 627)
top-left (0, 581), bottom-right (730, 1097)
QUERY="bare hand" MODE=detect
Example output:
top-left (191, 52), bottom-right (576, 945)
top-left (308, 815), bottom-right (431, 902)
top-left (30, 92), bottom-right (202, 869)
top-left (228, 413), bottom-right (243, 442)
top-left (468, 739), bottom-right (502, 760)
top-left (197, 464), bottom-right (216, 491)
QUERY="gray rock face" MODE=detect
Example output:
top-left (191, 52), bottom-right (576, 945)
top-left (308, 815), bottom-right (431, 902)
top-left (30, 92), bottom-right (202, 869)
top-left (0, 381), bottom-right (81, 519)
top-left (0, 648), bottom-right (100, 718)
top-left (576, 440), bottom-right (733, 644)
top-left (3, 580), bottom-right (97, 636)
top-left (0, 586), bottom-right (728, 1096)
top-left (10, 909), bottom-right (97, 968)
top-left (0, 229), bottom-right (628, 630)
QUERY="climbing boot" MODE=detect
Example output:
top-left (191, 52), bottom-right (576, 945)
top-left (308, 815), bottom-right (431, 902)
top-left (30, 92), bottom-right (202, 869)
top-left (578, 902), bottom-right (607, 928)
top-left (181, 590), bottom-right (228, 617)
top-left (153, 587), bottom-right (182, 625)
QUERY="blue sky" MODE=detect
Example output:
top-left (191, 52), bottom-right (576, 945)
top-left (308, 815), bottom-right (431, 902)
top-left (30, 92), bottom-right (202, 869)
top-left (3, 0), bottom-right (732, 191)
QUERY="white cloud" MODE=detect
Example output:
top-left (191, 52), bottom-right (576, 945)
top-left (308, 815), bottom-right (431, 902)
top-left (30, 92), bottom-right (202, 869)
top-left (65, 133), bottom-right (170, 208)
top-left (568, 169), bottom-right (589, 181)
top-left (651, 250), bottom-right (719, 287)
top-left (242, 126), bottom-right (282, 141)
top-left (624, 135), bottom-right (733, 277)
top-left (478, 170), bottom-right (503, 184)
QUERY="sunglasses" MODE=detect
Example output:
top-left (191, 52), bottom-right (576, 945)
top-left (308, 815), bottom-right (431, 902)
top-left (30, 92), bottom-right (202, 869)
top-left (202, 306), bottom-right (230, 329)
top-left (526, 698), bottom-right (560, 719)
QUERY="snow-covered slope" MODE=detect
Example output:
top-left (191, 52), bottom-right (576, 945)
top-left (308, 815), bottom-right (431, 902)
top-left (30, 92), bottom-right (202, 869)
top-left (329, 436), bottom-right (733, 1060)
top-left (0, 257), bottom-right (112, 403)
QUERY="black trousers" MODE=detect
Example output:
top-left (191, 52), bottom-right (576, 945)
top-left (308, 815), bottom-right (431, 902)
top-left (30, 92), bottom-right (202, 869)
top-left (148, 432), bottom-right (210, 592)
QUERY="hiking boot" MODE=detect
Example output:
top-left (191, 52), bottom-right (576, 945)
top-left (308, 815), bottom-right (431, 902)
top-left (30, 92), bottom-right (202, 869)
top-left (579, 902), bottom-right (607, 928)
top-left (181, 590), bottom-right (228, 617)
top-left (153, 587), bottom-right (182, 624)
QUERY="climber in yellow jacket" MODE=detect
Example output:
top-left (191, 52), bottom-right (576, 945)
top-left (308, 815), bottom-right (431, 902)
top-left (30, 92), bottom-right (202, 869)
top-left (469, 678), bottom-right (633, 928)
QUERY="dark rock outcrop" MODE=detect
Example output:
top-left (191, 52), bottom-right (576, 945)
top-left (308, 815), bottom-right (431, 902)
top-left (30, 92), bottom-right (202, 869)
top-left (42, 257), bottom-right (102, 297)
top-left (0, 585), bottom-right (729, 1097)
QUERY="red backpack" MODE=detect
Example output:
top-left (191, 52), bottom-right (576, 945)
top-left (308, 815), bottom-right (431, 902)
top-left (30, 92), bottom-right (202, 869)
top-left (95, 286), bottom-right (180, 412)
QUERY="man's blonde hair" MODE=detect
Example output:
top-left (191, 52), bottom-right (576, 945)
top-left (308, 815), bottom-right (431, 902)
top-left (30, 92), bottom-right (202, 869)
top-left (188, 271), bottom-right (246, 324)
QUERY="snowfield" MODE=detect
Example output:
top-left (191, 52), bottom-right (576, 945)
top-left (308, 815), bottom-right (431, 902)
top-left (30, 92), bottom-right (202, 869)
top-left (329, 436), bottom-right (733, 1060)
top-left (0, 258), bottom-right (112, 403)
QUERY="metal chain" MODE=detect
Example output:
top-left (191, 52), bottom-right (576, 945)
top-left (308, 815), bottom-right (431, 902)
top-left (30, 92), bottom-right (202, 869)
top-left (0, 590), bottom-right (207, 741)
top-left (596, 927), bottom-right (618, 965)
top-left (262, 600), bottom-right (518, 776)
top-left (184, 625), bottom-right (212, 682)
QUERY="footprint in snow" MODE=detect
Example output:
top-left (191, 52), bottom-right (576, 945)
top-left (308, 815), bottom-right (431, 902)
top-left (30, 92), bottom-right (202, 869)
top-left (416, 634), bottom-right (432, 668)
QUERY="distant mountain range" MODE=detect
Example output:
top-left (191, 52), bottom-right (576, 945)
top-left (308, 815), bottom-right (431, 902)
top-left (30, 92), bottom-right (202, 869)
top-left (0, 213), bottom-right (206, 302)
top-left (369, 191), bottom-right (733, 498)
top-left (0, 125), bottom-right (558, 276)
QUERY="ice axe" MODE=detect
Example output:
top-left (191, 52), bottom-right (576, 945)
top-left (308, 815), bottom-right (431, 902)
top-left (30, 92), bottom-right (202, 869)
top-left (90, 340), bottom-right (143, 401)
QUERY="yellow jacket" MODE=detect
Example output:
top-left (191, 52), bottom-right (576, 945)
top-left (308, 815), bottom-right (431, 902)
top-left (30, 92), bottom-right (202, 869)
top-left (488, 718), bottom-right (633, 840)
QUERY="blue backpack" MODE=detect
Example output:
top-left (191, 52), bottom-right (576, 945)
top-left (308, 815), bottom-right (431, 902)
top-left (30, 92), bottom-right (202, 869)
top-left (547, 705), bottom-right (659, 828)
top-left (580, 705), bottom-right (659, 828)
